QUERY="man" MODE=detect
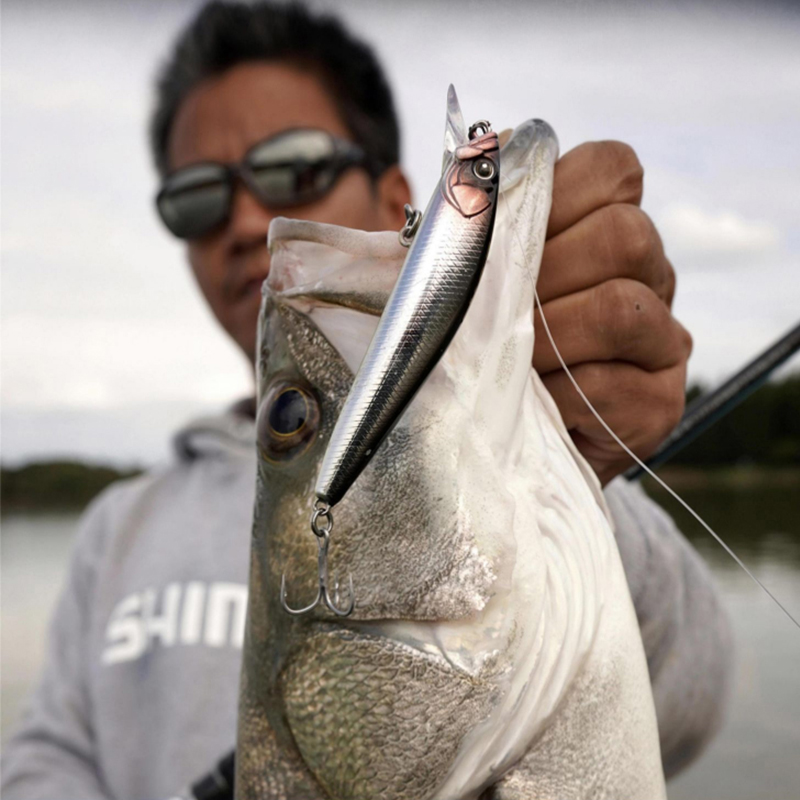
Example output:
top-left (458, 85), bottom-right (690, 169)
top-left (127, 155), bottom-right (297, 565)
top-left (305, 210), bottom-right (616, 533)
top-left (1, 3), bottom-right (731, 798)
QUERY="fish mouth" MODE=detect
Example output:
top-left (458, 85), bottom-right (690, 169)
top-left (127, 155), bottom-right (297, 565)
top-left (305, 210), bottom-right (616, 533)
top-left (266, 217), bottom-right (404, 300)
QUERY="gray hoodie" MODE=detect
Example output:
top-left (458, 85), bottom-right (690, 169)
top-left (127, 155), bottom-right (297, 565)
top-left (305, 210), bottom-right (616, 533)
top-left (1, 406), bottom-right (732, 800)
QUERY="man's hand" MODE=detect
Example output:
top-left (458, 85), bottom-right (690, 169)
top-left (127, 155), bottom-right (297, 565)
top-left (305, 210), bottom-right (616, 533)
top-left (535, 142), bottom-right (692, 485)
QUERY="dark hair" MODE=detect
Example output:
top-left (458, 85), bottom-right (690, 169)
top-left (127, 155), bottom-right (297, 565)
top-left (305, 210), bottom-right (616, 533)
top-left (150, 1), bottom-right (400, 177)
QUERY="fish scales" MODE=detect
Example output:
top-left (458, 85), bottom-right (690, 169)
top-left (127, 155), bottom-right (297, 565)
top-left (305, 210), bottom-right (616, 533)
top-left (237, 91), bottom-right (666, 800)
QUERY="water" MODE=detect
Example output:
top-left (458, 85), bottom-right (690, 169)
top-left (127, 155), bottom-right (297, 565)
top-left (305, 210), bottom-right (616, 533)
top-left (646, 480), bottom-right (800, 800)
top-left (1, 513), bottom-right (82, 740)
top-left (1, 482), bottom-right (799, 798)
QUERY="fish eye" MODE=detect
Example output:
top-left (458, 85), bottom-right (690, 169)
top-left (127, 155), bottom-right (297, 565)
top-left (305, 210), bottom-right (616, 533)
top-left (473, 158), bottom-right (495, 180)
top-left (269, 388), bottom-right (308, 436)
top-left (257, 380), bottom-right (320, 462)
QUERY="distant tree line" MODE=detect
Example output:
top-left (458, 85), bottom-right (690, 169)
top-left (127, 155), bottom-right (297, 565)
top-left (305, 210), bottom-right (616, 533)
top-left (1, 461), bottom-right (141, 512)
top-left (672, 374), bottom-right (799, 466)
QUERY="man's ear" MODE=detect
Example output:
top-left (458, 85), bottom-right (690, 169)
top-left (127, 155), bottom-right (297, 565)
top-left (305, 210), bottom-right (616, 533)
top-left (375, 165), bottom-right (412, 231)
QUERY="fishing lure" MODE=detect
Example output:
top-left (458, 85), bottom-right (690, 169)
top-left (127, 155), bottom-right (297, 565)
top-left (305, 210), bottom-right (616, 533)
top-left (281, 86), bottom-right (500, 616)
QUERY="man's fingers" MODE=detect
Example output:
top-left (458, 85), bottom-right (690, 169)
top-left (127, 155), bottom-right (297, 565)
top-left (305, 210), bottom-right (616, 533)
top-left (547, 141), bottom-right (644, 239)
top-left (533, 278), bottom-right (692, 374)
top-left (538, 203), bottom-right (676, 306)
top-left (536, 137), bottom-right (690, 484)
top-left (542, 360), bottom-right (688, 460)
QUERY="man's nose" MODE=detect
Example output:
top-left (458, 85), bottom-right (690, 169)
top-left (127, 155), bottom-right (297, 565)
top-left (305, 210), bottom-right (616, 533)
top-left (227, 181), bottom-right (274, 245)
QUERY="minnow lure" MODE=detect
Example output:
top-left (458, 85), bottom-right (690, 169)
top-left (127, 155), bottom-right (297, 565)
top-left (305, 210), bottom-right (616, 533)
top-left (281, 85), bottom-right (500, 616)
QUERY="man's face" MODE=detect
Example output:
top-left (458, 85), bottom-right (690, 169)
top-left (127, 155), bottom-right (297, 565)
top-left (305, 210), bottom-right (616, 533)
top-left (168, 62), bottom-right (409, 362)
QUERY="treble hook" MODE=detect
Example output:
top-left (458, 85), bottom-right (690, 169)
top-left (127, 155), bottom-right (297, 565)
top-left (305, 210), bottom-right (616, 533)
top-left (280, 501), bottom-right (355, 617)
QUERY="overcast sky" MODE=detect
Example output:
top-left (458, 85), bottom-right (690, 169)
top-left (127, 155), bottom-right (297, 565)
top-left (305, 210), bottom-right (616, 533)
top-left (2, 0), bottom-right (799, 466)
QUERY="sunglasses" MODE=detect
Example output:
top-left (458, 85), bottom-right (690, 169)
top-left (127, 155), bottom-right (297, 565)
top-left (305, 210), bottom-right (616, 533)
top-left (156, 129), bottom-right (372, 239)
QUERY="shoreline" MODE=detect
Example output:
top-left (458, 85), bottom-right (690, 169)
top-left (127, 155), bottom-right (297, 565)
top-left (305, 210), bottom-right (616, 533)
top-left (642, 465), bottom-right (800, 491)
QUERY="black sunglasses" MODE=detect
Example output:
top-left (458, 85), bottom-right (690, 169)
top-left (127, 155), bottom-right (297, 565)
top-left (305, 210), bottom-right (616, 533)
top-left (156, 129), bottom-right (372, 239)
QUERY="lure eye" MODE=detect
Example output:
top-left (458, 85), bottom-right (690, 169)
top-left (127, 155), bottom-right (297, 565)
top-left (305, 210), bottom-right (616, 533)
top-left (473, 158), bottom-right (495, 180)
top-left (257, 380), bottom-right (320, 462)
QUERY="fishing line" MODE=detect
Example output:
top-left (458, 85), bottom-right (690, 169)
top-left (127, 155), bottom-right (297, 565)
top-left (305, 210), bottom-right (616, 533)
top-left (500, 188), bottom-right (800, 631)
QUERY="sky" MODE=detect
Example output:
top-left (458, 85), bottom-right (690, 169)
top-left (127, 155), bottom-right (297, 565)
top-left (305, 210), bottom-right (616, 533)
top-left (2, 0), bottom-right (799, 466)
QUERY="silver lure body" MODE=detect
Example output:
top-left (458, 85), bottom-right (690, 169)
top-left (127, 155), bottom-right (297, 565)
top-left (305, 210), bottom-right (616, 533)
top-left (315, 94), bottom-right (500, 507)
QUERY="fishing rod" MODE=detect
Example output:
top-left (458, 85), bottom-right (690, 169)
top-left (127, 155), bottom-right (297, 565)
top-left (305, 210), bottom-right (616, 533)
top-left (625, 320), bottom-right (800, 481)
top-left (186, 750), bottom-right (234, 799)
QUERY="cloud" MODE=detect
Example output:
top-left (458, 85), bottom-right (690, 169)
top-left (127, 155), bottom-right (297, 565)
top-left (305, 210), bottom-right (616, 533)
top-left (2, 70), bottom-right (140, 117)
top-left (658, 203), bottom-right (783, 268)
top-left (1, 314), bottom-right (252, 411)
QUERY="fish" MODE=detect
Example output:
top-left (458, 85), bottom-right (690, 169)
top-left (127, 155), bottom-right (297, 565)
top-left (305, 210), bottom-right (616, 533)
top-left (236, 89), bottom-right (667, 800)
